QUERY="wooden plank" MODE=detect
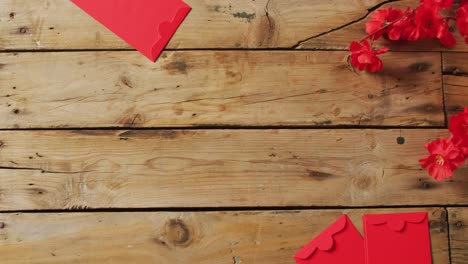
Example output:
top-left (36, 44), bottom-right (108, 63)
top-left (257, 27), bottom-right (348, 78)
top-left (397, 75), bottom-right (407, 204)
top-left (292, 0), bottom-right (468, 52)
top-left (449, 208), bottom-right (468, 264)
top-left (0, 51), bottom-right (443, 128)
top-left (443, 53), bottom-right (468, 117)
top-left (0, 208), bottom-right (449, 264)
top-left (0, 129), bottom-right (466, 210)
top-left (0, 0), bottom-right (466, 51)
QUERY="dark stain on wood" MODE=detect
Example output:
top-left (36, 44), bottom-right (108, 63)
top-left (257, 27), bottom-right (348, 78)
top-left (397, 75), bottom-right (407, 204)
top-left (448, 105), bottom-right (465, 114)
top-left (454, 220), bottom-right (464, 229)
top-left (120, 75), bottom-right (133, 88)
top-left (17, 27), bottom-right (29, 34)
top-left (0, 222), bottom-right (5, 229)
top-left (27, 187), bottom-right (47, 195)
top-left (429, 219), bottom-right (447, 233)
top-left (306, 170), bottom-right (334, 181)
top-left (163, 61), bottom-right (189, 75)
top-left (407, 103), bottom-right (441, 114)
top-left (417, 178), bottom-right (439, 190)
top-left (0, 64), bottom-right (5, 70)
top-left (213, 5), bottom-right (221, 12)
top-left (408, 62), bottom-right (432, 72)
top-left (153, 238), bottom-right (171, 249)
top-left (232, 12), bottom-right (256, 22)
top-left (165, 219), bottom-right (192, 247)
top-left (429, 209), bottom-right (447, 233)
top-left (443, 67), bottom-right (467, 76)
top-left (9, 12), bottom-right (15, 19)
top-left (12, 109), bottom-right (20, 114)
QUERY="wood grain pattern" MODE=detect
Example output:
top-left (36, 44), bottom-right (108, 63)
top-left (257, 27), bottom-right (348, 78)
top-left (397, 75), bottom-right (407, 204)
top-left (291, 0), bottom-right (468, 52)
top-left (0, 129), bottom-right (466, 210)
top-left (0, 0), bottom-right (392, 50)
top-left (449, 208), bottom-right (468, 264)
top-left (0, 208), bottom-right (449, 264)
top-left (1, 0), bottom-right (466, 51)
top-left (443, 53), bottom-right (468, 117)
top-left (0, 51), bottom-right (444, 128)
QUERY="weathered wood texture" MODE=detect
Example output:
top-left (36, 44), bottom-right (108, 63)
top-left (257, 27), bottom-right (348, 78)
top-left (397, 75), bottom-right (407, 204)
top-left (449, 208), bottom-right (468, 264)
top-left (0, 129), bottom-right (466, 210)
top-left (0, 208), bottom-right (449, 264)
top-left (443, 53), bottom-right (468, 117)
top-left (297, 1), bottom-right (468, 51)
top-left (0, 0), bottom-right (466, 51)
top-left (0, 51), bottom-right (444, 128)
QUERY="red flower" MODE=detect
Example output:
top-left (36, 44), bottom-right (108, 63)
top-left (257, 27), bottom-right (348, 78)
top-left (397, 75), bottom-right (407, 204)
top-left (419, 137), bottom-right (466, 180)
top-left (437, 24), bottom-right (457, 47)
top-left (366, 7), bottom-right (405, 40)
top-left (408, 3), bottom-right (456, 47)
top-left (419, 138), bottom-right (465, 181)
top-left (449, 107), bottom-right (468, 156)
top-left (420, 0), bottom-right (454, 9)
top-left (349, 40), bottom-right (388, 72)
top-left (457, 3), bottom-right (468, 44)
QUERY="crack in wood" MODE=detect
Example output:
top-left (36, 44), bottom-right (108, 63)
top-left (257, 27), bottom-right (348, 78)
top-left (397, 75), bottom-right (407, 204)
top-left (0, 166), bottom-right (90, 174)
top-left (264, 0), bottom-right (273, 35)
top-left (243, 90), bottom-right (328, 105)
top-left (290, 0), bottom-right (401, 49)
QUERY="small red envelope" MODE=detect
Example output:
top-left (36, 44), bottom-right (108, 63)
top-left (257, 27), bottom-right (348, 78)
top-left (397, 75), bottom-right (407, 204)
top-left (71, 0), bottom-right (191, 61)
top-left (294, 214), bottom-right (365, 264)
top-left (363, 212), bottom-right (432, 264)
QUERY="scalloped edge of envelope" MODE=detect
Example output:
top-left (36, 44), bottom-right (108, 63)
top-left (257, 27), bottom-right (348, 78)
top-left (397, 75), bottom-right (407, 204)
top-left (71, 0), bottom-right (191, 61)
top-left (294, 214), bottom-right (364, 263)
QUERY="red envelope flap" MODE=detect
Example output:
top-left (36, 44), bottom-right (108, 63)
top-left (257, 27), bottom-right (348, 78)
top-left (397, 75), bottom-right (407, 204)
top-left (151, 6), bottom-right (191, 60)
top-left (365, 212), bottom-right (428, 232)
top-left (294, 214), bottom-right (348, 260)
top-left (70, 0), bottom-right (191, 61)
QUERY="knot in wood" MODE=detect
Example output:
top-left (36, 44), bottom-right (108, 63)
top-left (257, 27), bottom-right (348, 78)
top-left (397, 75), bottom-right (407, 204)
top-left (165, 219), bottom-right (192, 247)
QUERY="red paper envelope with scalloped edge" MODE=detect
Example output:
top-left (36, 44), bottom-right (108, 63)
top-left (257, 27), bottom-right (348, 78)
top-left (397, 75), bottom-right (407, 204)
top-left (294, 215), bottom-right (365, 264)
top-left (70, 0), bottom-right (191, 61)
top-left (363, 212), bottom-right (432, 264)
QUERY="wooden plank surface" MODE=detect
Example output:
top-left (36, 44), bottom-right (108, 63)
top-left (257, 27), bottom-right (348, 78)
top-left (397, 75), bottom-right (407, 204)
top-left (443, 53), bottom-right (468, 117)
top-left (0, 129), bottom-right (466, 210)
top-left (0, 208), bottom-right (449, 264)
top-left (449, 208), bottom-right (468, 264)
top-left (1, 0), bottom-right (467, 51)
top-left (0, 51), bottom-right (444, 128)
top-left (296, 1), bottom-right (468, 51)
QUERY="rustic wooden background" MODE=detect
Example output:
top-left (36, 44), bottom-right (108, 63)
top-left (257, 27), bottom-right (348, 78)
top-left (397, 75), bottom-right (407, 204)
top-left (0, 0), bottom-right (467, 263)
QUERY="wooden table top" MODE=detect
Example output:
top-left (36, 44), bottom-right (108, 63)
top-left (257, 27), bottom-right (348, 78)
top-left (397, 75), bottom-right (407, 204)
top-left (0, 0), bottom-right (467, 263)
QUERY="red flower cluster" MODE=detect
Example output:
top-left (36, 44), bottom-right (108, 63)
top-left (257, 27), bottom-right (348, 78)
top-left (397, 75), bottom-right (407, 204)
top-left (350, 0), bottom-right (468, 72)
top-left (457, 0), bottom-right (468, 44)
top-left (349, 40), bottom-right (388, 72)
top-left (419, 107), bottom-right (468, 181)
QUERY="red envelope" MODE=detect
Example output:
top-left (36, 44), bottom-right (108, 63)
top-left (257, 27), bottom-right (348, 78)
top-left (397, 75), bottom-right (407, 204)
top-left (71, 0), bottom-right (191, 61)
top-left (294, 215), bottom-right (365, 264)
top-left (363, 212), bottom-right (432, 264)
